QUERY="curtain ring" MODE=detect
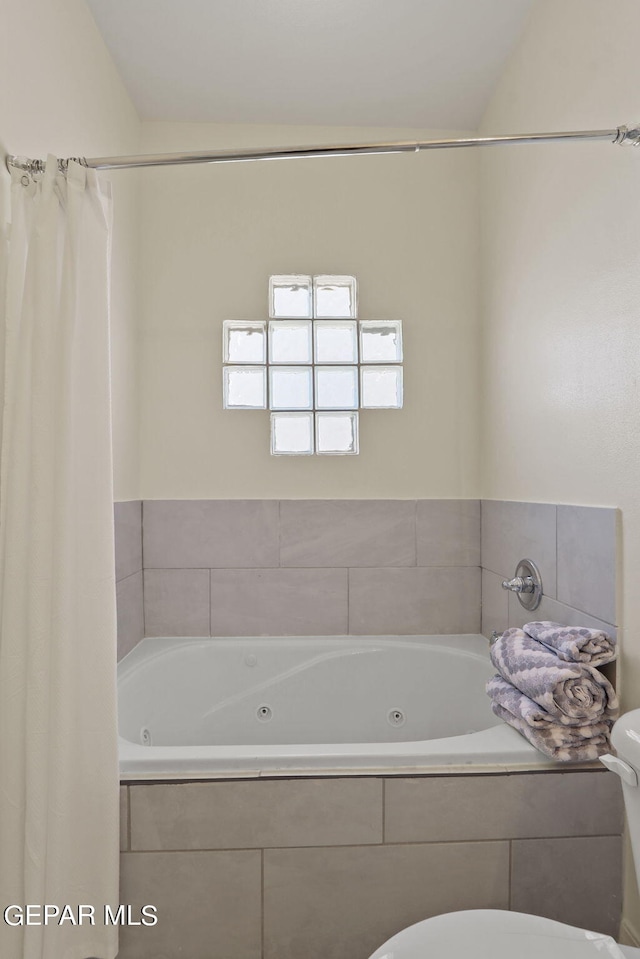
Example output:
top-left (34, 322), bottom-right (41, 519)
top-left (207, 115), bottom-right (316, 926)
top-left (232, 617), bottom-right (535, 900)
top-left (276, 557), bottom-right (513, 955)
top-left (20, 175), bottom-right (30, 187)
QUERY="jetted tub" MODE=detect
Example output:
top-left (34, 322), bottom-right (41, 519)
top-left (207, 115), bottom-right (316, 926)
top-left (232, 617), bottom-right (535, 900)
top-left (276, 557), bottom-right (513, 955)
top-left (118, 634), bottom-right (554, 779)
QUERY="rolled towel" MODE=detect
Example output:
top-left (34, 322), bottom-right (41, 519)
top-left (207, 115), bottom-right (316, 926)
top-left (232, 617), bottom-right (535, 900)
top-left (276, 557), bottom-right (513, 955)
top-left (487, 674), bottom-right (613, 735)
top-left (490, 627), bottom-right (619, 725)
top-left (523, 620), bottom-right (616, 667)
top-left (490, 699), bottom-right (612, 762)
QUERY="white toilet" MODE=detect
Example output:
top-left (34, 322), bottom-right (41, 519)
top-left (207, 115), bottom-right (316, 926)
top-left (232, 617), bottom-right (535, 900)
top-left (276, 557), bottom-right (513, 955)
top-left (367, 709), bottom-right (640, 959)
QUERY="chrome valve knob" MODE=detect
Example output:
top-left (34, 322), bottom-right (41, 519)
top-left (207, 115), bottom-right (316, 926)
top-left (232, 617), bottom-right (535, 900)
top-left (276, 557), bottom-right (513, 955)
top-left (500, 559), bottom-right (543, 611)
top-left (501, 575), bottom-right (535, 594)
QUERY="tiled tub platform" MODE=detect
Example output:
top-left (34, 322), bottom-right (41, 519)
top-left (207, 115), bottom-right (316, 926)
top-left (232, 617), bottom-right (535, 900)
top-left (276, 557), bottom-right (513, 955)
top-left (118, 769), bottom-right (623, 959)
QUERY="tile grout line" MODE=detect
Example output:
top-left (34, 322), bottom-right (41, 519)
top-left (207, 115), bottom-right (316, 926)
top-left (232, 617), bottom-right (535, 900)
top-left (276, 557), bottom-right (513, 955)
top-left (116, 831), bottom-right (620, 855)
top-left (141, 501), bottom-right (146, 640)
top-left (115, 569), bottom-right (142, 587)
top-left (127, 786), bottom-right (132, 852)
top-left (140, 499), bottom-right (145, 573)
top-left (277, 500), bottom-right (282, 569)
top-left (382, 779), bottom-right (386, 844)
top-left (555, 504), bottom-right (558, 601)
top-left (479, 499), bottom-right (483, 632)
top-left (482, 563), bottom-right (513, 579)
top-left (261, 848), bottom-right (265, 959)
top-left (508, 839), bottom-right (512, 909)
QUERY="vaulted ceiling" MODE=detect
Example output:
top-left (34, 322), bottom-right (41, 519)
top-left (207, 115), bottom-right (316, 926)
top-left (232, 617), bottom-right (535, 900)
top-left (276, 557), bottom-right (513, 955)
top-left (85, 0), bottom-right (534, 128)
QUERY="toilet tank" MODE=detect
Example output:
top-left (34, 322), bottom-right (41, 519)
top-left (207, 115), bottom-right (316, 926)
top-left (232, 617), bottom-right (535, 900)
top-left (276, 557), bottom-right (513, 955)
top-left (611, 709), bottom-right (640, 886)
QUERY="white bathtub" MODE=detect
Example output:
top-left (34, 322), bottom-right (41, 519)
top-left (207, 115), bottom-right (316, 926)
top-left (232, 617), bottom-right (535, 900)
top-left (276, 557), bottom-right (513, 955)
top-left (118, 634), bottom-right (554, 779)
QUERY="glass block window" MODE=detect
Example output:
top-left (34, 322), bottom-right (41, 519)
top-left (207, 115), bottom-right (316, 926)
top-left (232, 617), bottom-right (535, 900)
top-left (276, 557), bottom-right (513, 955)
top-left (223, 321), bottom-right (267, 364)
top-left (315, 367), bottom-right (359, 410)
top-left (314, 321), bottom-right (358, 364)
top-left (269, 320), bottom-right (313, 364)
top-left (361, 366), bottom-right (404, 409)
top-left (269, 275), bottom-right (312, 318)
top-left (360, 320), bottom-right (403, 363)
top-left (223, 366), bottom-right (267, 409)
top-left (313, 275), bottom-right (357, 318)
top-left (271, 412), bottom-right (314, 455)
top-left (269, 367), bottom-right (314, 410)
top-left (222, 275), bottom-right (403, 455)
top-left (316, 412), bottom-right (359, 454)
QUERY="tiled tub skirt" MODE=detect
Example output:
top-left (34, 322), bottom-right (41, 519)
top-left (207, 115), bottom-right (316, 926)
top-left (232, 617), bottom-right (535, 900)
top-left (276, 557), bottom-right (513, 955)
top-left (118, 769), bottom-right (623, 959)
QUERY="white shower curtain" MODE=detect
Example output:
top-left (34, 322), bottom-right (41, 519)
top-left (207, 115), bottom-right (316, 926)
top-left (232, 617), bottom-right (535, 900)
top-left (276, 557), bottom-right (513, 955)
top-left (0, 159), bottom-right (119, 959)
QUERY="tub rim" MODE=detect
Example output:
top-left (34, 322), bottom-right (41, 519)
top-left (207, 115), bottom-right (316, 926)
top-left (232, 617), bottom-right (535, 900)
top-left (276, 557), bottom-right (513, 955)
top-left (117, 633), bottom-right (573, 780)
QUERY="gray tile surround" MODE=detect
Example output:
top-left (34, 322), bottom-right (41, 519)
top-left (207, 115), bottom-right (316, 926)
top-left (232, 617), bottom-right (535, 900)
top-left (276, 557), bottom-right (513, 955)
top-left (210, 567), bottom-right (349, 635)
top-left (115, 501), bottom-right (144, 660)
top-left (119, 849), bottom-right (262, 959)
top-left (349, 566), bottom-right (480, 634)
top-left (557, 506), bottom-right (618, 625)
top-left (129, 778), bottom-right (383, 850)
top-left (115, 500), bottom-right (143, 582)
top-left (480, 573), bottom-right (619, 642)
top-left (506, 591), bottom-right (619, 638)
top-left (480, 500), bottom-right (618, 641)
top-left (119, 771), bottom-right (623, 959)
top-left (384, 770), bottom-right (623, 843)
top-left (144, 499), bottom-right (279, 569)
top-left (511, 835), bottom-right (623, 939)
top-left (263, 840), bottom-right (510, 959)
top-left (130, 499), bottom-right (484, 641)
top-left (144, 568), bottom-right (210, 636)
top-left (481, 500), bottom-right (558, 596)
top-left (417, 498), bottom-right (480, 566)
top-left (116, 571), bottom-right (144, 660)
top-left (115, 498), bottom-right (619, 649)
top-left (481, 568), bottom-right (508, 640)
top-left (280, 499), bottom-right (416, 567)
top-left (120, 786), bottom-right (129, 852)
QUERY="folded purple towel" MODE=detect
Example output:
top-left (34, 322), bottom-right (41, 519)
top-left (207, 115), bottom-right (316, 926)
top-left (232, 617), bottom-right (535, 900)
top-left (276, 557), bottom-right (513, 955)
top-left (487, 674), bottom-right (613, 735)
top-left (490, 628), bottom-right (619, 725)
top-left (523, 621), bottom-right (616, 667)
top-left (490, 699), bottom-right (612, 762)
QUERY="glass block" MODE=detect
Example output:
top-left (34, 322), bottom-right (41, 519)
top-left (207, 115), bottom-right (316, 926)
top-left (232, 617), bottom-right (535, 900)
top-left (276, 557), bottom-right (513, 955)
top-left (314, 366), bottom-right (358, 410)
top-left (359, 320), bottom-right (403, 363)
top-left (269, 366), bottom-right (314, 410)
top-left (360, 366), bottom-right (404, 408)
top-left (223, 321), bottom-right (266, 364)
top-left (223, 366), bottom-right (267, 409)
top-left (268, 320), bottom-right (313, 364)
top-left (271, 412), bottom-right (314, 455)
top-left (316, 412), bottom-right (359, 455)
top-left (269, 275), bottom-right (312, 318)
top-left (313, 320), bottom-right (358, 364)
top-left (313, 275), bottom-right (357, 318)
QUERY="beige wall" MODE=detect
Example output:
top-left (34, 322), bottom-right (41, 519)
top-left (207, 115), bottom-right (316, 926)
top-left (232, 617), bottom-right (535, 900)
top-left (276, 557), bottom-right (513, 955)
top-left (0, 0), bottom-right (141, 499)
top-left (138, 121), bottom-right (480, 499)
top-left (478, 0), bottom-right (640, 939)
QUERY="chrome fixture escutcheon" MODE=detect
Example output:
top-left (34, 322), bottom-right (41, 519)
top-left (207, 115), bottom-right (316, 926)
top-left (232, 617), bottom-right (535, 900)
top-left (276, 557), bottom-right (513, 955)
top-left (501, 558), bottom-right (543, 611)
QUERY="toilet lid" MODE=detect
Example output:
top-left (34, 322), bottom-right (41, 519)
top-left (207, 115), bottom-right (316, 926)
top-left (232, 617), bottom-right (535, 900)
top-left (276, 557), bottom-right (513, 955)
top-left (367, 910), bottom-right (625, 959)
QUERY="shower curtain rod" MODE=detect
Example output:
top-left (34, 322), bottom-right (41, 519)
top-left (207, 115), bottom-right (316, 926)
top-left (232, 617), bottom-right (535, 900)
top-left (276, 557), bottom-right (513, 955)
top-left (6, 123), bottom-right (640, 174)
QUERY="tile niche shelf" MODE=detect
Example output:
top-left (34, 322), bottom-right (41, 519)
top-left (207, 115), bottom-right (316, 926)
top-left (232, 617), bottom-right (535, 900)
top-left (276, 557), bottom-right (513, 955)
top-left (222, 275), bottom-right (403, 455)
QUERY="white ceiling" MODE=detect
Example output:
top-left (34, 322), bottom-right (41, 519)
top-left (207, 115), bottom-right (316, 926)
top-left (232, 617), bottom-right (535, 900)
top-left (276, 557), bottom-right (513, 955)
top-left (86, 0), bottom-right (535, 129)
